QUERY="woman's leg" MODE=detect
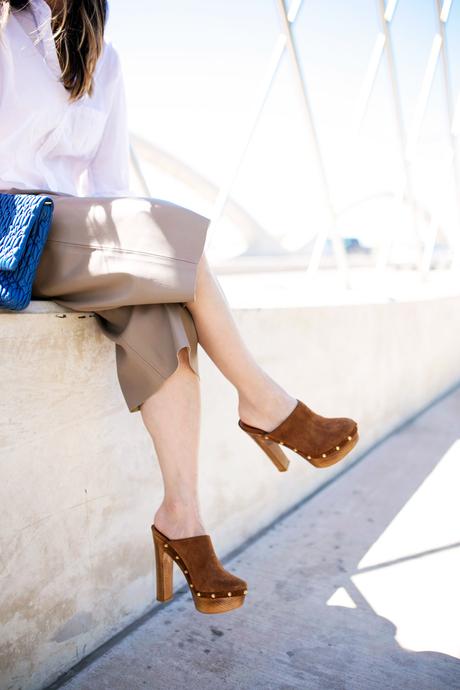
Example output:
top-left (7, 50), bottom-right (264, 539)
top-left (184, 253), bottom-right (298, 430)
top-left (29, 189), bottom-right (293, 541)
top-left (140, 252), bottom-right (297, 539)
top-left (141, 346), bottom-right (208, 539)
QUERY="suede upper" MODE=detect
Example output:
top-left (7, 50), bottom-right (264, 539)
top-left (152, 526), bottom-right (248, 598)
top-left (239, 399), bottom-right (358, 458)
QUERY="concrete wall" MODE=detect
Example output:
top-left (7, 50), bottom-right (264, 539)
top-left (1, 294), bottom-right (459, 690)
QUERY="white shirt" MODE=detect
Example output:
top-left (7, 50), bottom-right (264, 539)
top-left (0, 0), bottom-right (133, 196)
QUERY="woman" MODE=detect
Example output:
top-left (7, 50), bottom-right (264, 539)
top-left (0, 0), bottom-right (359, 614)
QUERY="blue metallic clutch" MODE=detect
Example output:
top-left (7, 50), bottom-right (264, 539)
top-left (0, 192), bottom-right (54, 310)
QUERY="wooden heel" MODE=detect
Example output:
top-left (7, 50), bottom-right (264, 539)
top-left (152, 528), bottom-right (174, 602)
top-left (246, 431), bottom-right (290, 472)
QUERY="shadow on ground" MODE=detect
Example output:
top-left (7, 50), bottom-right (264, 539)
top-left (48, 386), bottom-right (460, 690)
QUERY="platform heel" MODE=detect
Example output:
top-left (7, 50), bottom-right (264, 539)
top-left (151, 524), bottom-right (249, 614)
top-left (153, 529), bottom-right (174, 601)
top-left (243, 428), bottom-right (290, 472)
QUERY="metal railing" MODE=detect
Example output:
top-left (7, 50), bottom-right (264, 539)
top-left (130, 0), bottom-right (460, 282)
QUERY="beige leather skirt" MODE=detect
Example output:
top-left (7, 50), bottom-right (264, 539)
top-left (6, 187), bottom-right (210, 413)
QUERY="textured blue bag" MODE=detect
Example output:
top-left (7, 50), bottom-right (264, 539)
top-left (0, 193), bottom-right (54, 311)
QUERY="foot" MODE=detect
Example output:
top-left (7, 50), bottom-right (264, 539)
top-left (238, 384), bottom-right (298, 434)
top-left (153, 502), bottom-right (208, 540)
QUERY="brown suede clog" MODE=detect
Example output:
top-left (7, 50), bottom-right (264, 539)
top-left (238, 398), bottom-right (359, 471)
top-left (151, 524), bottom-right (248, 614)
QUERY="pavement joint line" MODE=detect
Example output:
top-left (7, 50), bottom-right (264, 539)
top-left (43, 375), bottom-right (460, 690)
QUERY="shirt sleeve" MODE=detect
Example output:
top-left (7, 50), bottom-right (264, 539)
top-left (85, 45), bottom-right (133, 196)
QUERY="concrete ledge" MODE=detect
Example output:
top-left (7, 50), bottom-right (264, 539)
top-left (0, 300), bottom-right (88, 315)
top-left (1, 293), bottom-right (460, 690)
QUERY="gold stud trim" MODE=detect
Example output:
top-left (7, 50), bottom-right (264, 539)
top-left (175, 556), bottom-right (179, 560)
top-left (336, 446), bottom-right (340, 451)
top-left (322, 453), bottom-right (327, 458)
top-left (293, 448), bottom-right (298, 452)
top-left (347, 435), bottom-right (352, 441)
top-left (184, 570), bottom-right (188, 574)
top-left (164, 543), bottom-right (168, 548)
top-left (264, 435), bottom-right (270, 439)
top-left (190, 583), bottom-right (194, 588)
top-left (307, 456), bottom-right (311, 460)
top-left (188, 588), bottom-right (247, 599)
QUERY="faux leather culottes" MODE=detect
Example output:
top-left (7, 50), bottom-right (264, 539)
top-left (6, 187), bottom-right (211, 414)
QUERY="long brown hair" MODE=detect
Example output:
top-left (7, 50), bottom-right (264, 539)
top-left (0, 0), bottom-right (108, 102)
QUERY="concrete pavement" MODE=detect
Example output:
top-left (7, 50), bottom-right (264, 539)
top-left (46, 385), bottom-right (460, 690)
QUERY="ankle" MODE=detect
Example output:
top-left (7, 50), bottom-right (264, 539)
top-left (238, 380), bottom-right (297, 414)
top-left (154, 500), bottom-right (207, 539)
top-left (238, 385), bottom-right (298, 431)
top-left (238, 371), bottom-right (293, 409)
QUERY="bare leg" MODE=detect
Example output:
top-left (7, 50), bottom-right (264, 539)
top-left (140, 252), bottom-right (297, 539)
top-left (141, 347), bottom-right (207, 539)
top-left (185, 253), bottom-right (298, 430)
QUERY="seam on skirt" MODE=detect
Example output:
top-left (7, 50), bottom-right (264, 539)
top-left (115, 333), bottom-right (168, 380)
top-left (46, 239), bottom-right (198, 264)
